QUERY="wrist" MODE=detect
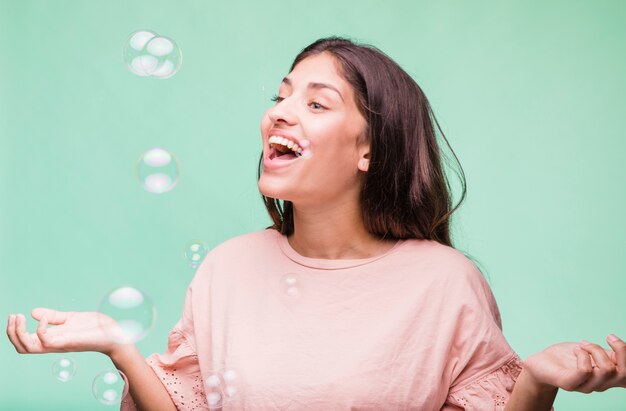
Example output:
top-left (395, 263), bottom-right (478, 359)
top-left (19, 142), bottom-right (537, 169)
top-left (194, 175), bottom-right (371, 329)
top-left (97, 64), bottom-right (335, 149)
top-left (107, 343), bottom-right (138, 363)
top-left (517, 368), bottom-right (559, 396)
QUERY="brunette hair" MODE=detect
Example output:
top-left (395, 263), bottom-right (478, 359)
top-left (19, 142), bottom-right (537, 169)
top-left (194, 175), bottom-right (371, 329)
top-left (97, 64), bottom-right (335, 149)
top-left (257, 36), bottom-right (466, 248)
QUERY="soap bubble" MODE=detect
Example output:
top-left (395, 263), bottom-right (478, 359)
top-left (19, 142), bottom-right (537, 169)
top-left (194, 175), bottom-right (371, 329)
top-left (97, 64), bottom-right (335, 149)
top-left (280, 273), bottom-right (304, 299)
top-left (184, 240), bottom-right (208, 269)
top-left (203, 368), bottom-right (240, 409)
top-left (123, 30), bottom-right (157, 77)
top-left (137, 147), bottom-right (180, 194)
top-left (52, 357), bottom-right (77, 382)
top-left (295, 139), bottom-right (313, 159)
top-left (93, 369), bottom-right (129, 406)
top-left (98, 286), bottom-right (156, 344)
top-left (123, 30), bottom-right (182, 79)
top-left (223, 368), bottom-right (239, 398)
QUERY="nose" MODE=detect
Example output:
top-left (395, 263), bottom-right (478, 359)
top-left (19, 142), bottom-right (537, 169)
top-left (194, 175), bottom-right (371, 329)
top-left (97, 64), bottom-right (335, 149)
top-left (267, 98), bottom-right (297, 126)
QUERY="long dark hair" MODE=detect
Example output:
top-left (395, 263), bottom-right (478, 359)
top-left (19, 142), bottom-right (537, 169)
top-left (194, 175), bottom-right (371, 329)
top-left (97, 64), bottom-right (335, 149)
top-left (257, 36), bottom-right (466, 248)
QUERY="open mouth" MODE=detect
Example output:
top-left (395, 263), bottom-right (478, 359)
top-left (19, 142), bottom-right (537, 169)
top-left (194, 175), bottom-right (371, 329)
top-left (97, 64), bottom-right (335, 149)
top-left (269, 139), bottom-right (299, 160)
top-left (269, 146), bottom-right (298, 160)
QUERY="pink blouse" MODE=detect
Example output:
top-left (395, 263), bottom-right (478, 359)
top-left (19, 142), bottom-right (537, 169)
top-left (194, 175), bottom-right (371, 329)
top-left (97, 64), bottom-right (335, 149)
top-left (121, 229), bottom-right (528, 410)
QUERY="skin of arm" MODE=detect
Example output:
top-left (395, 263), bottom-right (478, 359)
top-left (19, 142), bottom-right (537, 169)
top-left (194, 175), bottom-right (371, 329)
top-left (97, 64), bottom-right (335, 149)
top-left (503, 368), bottom-right (558, 411)
top-left (109, 344), bottom-right (178, 411)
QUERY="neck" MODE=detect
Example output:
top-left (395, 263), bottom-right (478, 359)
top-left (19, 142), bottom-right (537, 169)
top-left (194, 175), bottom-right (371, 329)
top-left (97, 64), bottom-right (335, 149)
top-left (287, 199), bottom-right (395, 260)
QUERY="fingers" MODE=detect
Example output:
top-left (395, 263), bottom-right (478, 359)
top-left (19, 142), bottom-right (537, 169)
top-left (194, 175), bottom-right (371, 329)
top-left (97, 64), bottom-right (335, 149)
top-left (580, 340), bottom-right (615, 370)
top-left (576, 339), bottom-right (622, 393)
top-left (575, 346), bottom-right (593, 373)
top-left (14, 313), bottom-right (43, 353)
top-left (31, 308), bottom-right (68, 325)
top-left (36, 315), bottom-right (49, 343)
top-left (6, 314), bottom-right (27, 353)
top-left (606, 334), bottom-right (626, 387)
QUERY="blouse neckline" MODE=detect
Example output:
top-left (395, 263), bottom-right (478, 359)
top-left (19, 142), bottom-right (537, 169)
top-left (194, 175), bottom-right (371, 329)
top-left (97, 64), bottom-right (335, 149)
top-left (275, 230), bottom-right (407, 270)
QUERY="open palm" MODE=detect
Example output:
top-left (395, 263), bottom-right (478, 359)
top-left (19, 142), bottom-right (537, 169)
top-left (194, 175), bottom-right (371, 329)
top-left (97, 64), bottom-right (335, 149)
top-left (6, 308), bottom-right (125, 356)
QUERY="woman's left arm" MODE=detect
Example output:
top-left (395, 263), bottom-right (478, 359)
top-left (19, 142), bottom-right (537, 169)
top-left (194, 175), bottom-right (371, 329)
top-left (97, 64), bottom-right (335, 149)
top-left (504, 334), bottom-right (626, 411)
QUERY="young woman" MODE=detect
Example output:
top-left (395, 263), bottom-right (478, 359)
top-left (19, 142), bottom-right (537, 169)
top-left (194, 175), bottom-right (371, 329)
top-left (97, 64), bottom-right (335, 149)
top-left (6, 37), bottom-right (625, 410)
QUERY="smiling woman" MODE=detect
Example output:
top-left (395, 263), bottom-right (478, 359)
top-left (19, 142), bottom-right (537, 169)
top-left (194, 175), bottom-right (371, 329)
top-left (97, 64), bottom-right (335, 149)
top-left (6, 36), bottom-right (625, 411)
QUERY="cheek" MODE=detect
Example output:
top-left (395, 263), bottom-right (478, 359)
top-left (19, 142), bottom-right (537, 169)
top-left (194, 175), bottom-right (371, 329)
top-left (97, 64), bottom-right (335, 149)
top-left (260, 111), bottom-right (271, 129)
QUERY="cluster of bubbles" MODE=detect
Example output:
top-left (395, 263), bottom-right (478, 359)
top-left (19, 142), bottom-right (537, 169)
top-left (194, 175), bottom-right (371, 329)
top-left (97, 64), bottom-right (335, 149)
top-left (51, 358), bottom-right (129, 406)
top-left (43, 27), bottom-right (316, 407)
top-left (49, 286), bottom-right (154, 405)
top-left (184, 239), bottom-right (209, 269)
top-left (123, 30), bottom-right (182, 79)
top-left (97, 286), bottom-right (156, 344)
top-left (203, 368), bottom-right (240, 409)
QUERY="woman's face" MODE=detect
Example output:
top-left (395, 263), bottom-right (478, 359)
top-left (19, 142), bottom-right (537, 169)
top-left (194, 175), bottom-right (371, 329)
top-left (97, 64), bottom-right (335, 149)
top-left (258, 52), bottom-right (369, 207)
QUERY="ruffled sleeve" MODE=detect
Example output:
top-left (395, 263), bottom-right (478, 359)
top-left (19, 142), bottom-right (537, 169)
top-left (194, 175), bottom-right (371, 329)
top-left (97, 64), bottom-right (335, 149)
top-left (120, 286), bottom-right (209, 411)
top-left (437, 258), bottom-right (556, 411)
top-left (443, 354), bottom-right (523, 410)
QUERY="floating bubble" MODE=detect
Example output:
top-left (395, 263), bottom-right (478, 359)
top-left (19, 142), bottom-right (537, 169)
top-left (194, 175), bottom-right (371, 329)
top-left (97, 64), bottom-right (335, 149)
top-left (123, 30), bottom-right (158, 77)
top-left (93, 369), bottom-right (129, 406)
top-left (280, 273), bottom-right (303, 299)
top-left (98, 286), bottom-right (156, 344)
top-left (223, 368), bottom-right (239, 398)
top-left (52, 357), bottom-right (77, 382)
top-left (137, 147), bottom-right (180, 194)
top-left (184, 240), bottom-right (208, 269)
top-left (123, 30), bottom-right (182, 79)
top-left (202, 368), bottom-right (240, 409)
top-left (295, 139), bottom-right (313, 159)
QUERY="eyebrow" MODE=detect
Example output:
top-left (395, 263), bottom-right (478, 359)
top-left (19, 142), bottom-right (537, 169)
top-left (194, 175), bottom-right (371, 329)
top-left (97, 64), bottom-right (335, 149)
top-left (281, 77), bottom-right (344, 102)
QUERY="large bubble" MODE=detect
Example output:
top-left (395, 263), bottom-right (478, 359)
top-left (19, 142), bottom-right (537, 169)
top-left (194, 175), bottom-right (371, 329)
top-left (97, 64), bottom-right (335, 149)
top-left (123, 30), bottom-right (182, 79)
top-left (92, 369), bottom-right (129, 406)
top-left (136, 147), bottom-right (180, 194)
top-left (97, 286), bottom-right (156, 344)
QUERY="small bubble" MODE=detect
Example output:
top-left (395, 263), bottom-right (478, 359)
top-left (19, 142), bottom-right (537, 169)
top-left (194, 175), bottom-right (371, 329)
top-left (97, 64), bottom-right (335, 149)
top-left (93, 369), bottom-right (129, 406)
top-left (183, 240), bottom-right (209, 269)
top-left (295, 140), bottom-right (312, 159)
top-left (280, 273), bottom-right (304, 299)
top-left (137, 147), bottom-right (180, 194)
top-left (52, 357), bottom-right (77, 382)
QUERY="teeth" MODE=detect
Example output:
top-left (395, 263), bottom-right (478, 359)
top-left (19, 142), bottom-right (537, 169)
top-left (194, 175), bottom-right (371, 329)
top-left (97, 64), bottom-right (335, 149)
top-left (268, 135), bottom-right (303, 153)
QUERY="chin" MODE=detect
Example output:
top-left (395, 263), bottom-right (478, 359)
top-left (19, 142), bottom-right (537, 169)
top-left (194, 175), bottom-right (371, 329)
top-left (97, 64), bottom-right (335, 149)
top-left (258, 179), bottom-right (291, 201)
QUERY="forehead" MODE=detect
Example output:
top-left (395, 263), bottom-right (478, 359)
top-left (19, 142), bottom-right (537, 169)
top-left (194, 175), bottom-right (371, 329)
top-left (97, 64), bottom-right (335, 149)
top-left (283, 53), bottom-right (348, 91)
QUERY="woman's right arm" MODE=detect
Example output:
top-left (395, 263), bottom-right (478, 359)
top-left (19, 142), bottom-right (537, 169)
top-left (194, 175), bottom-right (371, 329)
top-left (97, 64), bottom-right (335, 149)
top-left (6, 310), bottom-right (177, 411)
top-left (109, 344), bottom-right (177, 411)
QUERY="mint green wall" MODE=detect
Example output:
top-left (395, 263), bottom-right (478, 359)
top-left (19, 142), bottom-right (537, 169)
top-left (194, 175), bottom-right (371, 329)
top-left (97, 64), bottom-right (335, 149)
top-left (1, 1), bottom-right (625, 409)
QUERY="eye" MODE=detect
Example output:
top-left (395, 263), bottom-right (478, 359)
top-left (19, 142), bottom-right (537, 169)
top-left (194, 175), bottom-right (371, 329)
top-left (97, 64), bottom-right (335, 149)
top-left (309, 100), bottom-right (325, 110)
top-left (270, 94), bottom-right (284, 103)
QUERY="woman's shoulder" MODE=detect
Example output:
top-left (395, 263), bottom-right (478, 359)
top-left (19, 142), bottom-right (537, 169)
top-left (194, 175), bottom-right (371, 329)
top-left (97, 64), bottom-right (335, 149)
top-left (199, 228), bottom-right (278, 263)
top-left (213, 228), bottom-right (276, 251)
top-left (399, 238), bottom-right (478, 272)
top-left (191, 229), bottom-right (277, 282)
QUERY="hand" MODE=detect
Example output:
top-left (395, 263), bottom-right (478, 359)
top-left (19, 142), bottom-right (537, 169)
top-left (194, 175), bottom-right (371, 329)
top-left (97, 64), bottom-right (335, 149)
top-left (522, 335), bottom-right (626, 393)
top-left (6, 308), bottom-right (131, 357)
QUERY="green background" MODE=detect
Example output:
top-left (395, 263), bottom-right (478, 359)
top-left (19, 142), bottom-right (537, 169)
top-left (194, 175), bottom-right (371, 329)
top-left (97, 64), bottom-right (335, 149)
top-left (1, 0), bottom-right (625, 409)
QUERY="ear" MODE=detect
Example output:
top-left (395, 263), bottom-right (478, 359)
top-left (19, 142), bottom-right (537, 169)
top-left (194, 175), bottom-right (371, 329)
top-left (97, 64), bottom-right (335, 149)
top-left (357, 150), bottom-right (370, 172)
